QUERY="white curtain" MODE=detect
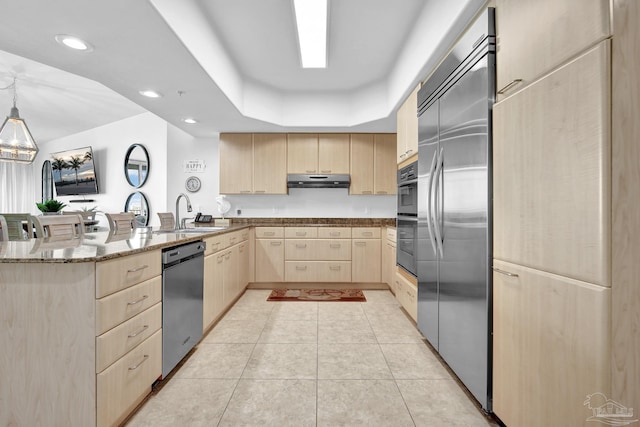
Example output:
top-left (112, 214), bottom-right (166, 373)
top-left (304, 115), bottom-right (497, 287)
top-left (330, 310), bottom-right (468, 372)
top-left (0, 161), bottom-right (37, 214)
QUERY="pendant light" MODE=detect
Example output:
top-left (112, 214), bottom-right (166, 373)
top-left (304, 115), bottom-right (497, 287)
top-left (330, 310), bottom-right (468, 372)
top-left (0, 78), bottom-right (39, 164)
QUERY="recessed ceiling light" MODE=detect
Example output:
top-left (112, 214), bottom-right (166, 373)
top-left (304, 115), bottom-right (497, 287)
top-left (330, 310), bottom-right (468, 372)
top-left (293, 0), bottom-right (328, 68)
top-left (182, 118), bottom-right (197, 124)
top-left (54, 34), bottom-right (93, 52)
top-left (139, 90), bottom-right (162, 98)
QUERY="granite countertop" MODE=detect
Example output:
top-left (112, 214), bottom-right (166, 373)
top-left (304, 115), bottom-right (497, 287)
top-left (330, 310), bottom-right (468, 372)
top-left (0, 218), bottom-right (395, 263)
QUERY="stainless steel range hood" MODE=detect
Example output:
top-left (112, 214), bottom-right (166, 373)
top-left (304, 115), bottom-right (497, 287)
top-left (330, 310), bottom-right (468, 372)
top-left (287, 174), bottom-right (350, 188)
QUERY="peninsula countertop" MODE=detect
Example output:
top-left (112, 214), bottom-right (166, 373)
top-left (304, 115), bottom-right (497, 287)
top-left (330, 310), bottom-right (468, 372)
top-left (0, 218), bottom-right (396, 263)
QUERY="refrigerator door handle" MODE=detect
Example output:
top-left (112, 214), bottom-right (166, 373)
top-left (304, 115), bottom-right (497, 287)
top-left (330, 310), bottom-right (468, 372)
top-left (426, 150), bottom-right (438, 255)
top-left (433, 148), bottom-right (444, 258)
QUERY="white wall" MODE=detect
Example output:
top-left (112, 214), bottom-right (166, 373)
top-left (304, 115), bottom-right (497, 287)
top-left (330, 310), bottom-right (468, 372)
top-left (38, 112), bottom-right (168, 228)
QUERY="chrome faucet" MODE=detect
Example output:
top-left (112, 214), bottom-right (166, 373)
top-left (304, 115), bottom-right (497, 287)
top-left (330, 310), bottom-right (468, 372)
top-left (175, 193), bottom-right (192, 230)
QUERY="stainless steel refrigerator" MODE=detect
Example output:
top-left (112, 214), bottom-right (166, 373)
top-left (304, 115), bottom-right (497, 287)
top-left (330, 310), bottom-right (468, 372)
top-left (417, 8), bottom-right (494, 412)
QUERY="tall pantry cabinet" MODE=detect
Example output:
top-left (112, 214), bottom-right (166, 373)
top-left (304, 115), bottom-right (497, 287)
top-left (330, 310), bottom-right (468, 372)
top-left (493, 0), bottom-right (640, 425)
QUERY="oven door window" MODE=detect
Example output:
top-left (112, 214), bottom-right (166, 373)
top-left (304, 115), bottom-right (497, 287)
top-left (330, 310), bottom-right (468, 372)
top-left (398, 183), bottom-right (418, 215)
top-left (397, 217), bottom-right (417, 276)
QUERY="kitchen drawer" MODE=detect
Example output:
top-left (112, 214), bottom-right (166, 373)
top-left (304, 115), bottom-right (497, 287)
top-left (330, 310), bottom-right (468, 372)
top-left (386, 227), bottom-right (397, 243)
top-left (317, 227), bottom-right (352, 238)
top-left (96, 330), bottom-right (162, 427)
top-left (204, 234), bottom-right (226, 256)
top-left (285, 261), bottom-right (351, 282)
top-left (96, 276), bottom-right (162, 335)
top-left (96, 302), bottom-right (162, 373)
top-left (352, 227), bottom-right (381, 239)
top-left (395, 272), bottom-right (417, 321)
top-left (285, 227), bottom-right (318, 239)
top-left (96, 250), bottom-right (161, 298)
top-left (225, 230), bottom-right (242, 247)
top-left (285, 239), bottom-right (351, 260)
top-left (239, 228), bottom-right (250, 241)
top-left (255, 227), bottom-right (284, 239)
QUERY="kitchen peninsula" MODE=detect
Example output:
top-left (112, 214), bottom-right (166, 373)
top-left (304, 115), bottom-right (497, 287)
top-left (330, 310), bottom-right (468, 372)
top-left (0, 218), bottom-right (394, 427)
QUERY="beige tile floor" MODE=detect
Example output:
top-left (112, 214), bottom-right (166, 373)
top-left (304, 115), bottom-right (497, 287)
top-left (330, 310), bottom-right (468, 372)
top-left (126, 289), bottom-right (499, 427)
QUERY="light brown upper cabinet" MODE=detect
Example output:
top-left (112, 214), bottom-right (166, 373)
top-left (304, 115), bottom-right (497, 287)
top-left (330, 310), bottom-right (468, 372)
top-left (495, 0), bottom-right (610, 100)
top-left (493, 41), bottom-right (610, 286)
top-left (396, 85), bottom-right (419, 164)
top-left (350, 134), bottom-right (397, 195)
top-left (287, 133), bottom-right (350, 174)
top-left (220, 133), bottom-right (287, 194)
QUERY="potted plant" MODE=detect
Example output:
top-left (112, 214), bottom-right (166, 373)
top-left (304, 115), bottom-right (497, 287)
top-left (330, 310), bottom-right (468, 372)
top-left (36, 199), bottom-right (67, 215)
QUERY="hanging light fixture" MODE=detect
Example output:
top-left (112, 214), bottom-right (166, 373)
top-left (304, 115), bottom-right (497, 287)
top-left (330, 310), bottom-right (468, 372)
top-left (0, 78), bottom-right (39, 164)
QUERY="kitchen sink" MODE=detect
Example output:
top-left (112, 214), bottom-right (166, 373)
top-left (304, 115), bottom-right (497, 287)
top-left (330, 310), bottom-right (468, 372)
top-left (153, 227), bottom-right (228, 234)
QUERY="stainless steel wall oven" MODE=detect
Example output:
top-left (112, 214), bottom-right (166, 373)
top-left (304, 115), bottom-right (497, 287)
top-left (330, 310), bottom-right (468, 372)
top-left (397, 160), bottom-right (418, 276)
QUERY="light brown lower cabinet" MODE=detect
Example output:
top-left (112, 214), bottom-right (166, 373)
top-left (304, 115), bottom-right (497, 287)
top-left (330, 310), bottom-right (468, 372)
top-left (393, 271), bottom-right (417, 321)
top-left (203, 251), bottom-right (224, 331)
top-left (492, 260), bottom-right (610, 427)
top-left (352, 238), bottom-right (381, 283)
top-left (255, 238), bottom-right (285, 282)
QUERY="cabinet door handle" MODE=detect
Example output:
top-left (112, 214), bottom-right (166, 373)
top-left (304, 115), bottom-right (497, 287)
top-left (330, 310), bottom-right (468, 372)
top-left (128, 354), bottom-right (149, 371)
top-left (217, 255), bottom-right (224, 263)
top-left (264, 231), bottom-right (275, 236)
top-left (362, 231), bottom-right (373, 236)
top-left (376, 191), bottom-right (388, 194)
top-left (400, 153), bottom-right (407, 159)
top-left (127, 295), bottom-right (148, 306)
top-left (330, 232), bottom-right (340, 236)
top-left (497, 79), bottom-right (523, 95)
top-left (240, 190), bottom-right (252, 193)
top-left (295, 243), bottom-right (307, 248)
top-left (320, 170), bottom-right (331, 173)
top-left (406, 149), bottom-right (414, 155)
top-left (492, 267), bottom-right (519, 277)
top-left (254, 190), bottom-right (266, 193)
top-left (127, 265), bottom-right (149, 273)
top-left (305, 170), bottom-right (317, 173)
top-left (296, 265), bottom-right (308, 271)
top-left (362, 190), bottom-right (372, 194)
top-left (330, 266), bottom-right (341, 271)
top-left (295, 231), bottom-right (307, 236)
top-left (270, 241), bottom-right (282, 246)
top-left (330, 244), bottom-right (341, 248)
top-left (128, 325), bottom-right (149, 338)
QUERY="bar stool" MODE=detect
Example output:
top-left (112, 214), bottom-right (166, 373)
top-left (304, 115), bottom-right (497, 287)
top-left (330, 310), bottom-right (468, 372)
top-left (0, 215), bottom-right (8, 241)
top-left (32, 214), bottom-right (84, 238)
top-left (157, 212), bottom-right (175, 230)
top-left (105, 212), bottom-right (136, 235)
top-left (0, 213), bottom-right (36, 240)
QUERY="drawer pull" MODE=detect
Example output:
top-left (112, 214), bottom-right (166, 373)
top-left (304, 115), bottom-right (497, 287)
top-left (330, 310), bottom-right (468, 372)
top-left (217, 255), bottom-right (224, 263)
top-left (406, 149), bottom-right (414, 155)
top-left (127, 265), bottom-right (149, 273)
top-left (306, 170), bottom-right (317, 173)
top-left (270, 241), bottom-right (282, 246)
top-left (128, 354), bottom-right (149, 371)
top-left (295, 232), bottom-right (307, 236)
top-left (240, 190), bottom-right (251, 193)
top-left (376, 191), bottom-right (388, 194)
top-left (492, 267), bottom-right (519, 277)
top-left (127, 295), bottom-right (149, 306)
top-left (497, 79), bottom-right (523, 95)
top-left (225, 251), bottom-right (231, 259)
top-left (296, 266), bottom-right (308, 271)
top-left (330, 266), bottom-right (341, 271)
top-left (296, 244), bottom-right (307, 248)
top-left (330, 232), bottom-right (340, 236)
top-left (362, 191), bottom-right (373, 194)
top-left (330, 244), bottom-right (341, 248)
top-left (128, 325), bottom-right (149, 338)
top-left (320, 170), bottom-right (332, 173)
top-left (255, 190), bottom-right (266, 193)
top-left (355, 242), bottom-right (366, 246)
top-left (264, 231), bottom-right (275, 236)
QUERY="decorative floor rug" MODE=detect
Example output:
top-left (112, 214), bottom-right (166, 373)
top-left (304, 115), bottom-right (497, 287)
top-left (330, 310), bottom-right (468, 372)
top-left (267, 289), bottom-right (366, 302)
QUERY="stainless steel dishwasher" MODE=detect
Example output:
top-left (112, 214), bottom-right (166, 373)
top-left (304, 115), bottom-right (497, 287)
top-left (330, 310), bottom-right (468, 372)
top-left (161, 240), bottom-right (205, 378)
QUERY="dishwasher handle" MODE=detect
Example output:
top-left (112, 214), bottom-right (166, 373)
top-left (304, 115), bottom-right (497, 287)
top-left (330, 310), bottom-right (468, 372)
top-left (162, 241), bottom-right (206, 265)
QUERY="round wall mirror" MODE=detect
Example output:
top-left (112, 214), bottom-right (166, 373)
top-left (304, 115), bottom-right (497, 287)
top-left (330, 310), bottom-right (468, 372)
top-left (124, 191), bottom-right (150, 226)
top-left (124, 144), bottom-right (150, 188)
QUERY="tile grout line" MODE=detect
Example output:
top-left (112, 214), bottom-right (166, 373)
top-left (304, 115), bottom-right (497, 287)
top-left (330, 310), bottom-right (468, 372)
top-left (362, 291), bottom-right (418, 427)
top-left (215, 295), bottom-right (275, 426)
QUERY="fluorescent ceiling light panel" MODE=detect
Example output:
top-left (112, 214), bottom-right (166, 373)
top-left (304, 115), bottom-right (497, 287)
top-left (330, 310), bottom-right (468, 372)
top-left (293, 0), bottom-right (327, 68)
